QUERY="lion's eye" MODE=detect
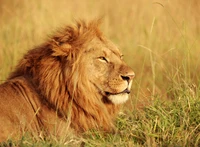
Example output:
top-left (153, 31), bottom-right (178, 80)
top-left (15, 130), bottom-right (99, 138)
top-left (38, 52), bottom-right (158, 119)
top-left (120, 55), bottom-right (124, 59)
top-left (98, 56), bottom-right (108, 63)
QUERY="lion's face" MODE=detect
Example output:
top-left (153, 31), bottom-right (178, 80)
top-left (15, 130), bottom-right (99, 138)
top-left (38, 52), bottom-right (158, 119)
top-left (79, 37), bottom-right (135, 104)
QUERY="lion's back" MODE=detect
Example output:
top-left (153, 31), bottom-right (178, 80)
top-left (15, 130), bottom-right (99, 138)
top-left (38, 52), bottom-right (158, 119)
top-left (0, 78), bottom-right (40, 141)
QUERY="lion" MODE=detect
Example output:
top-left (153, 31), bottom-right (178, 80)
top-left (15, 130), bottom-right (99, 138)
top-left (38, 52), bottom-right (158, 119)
top-left (0, 20), bottom-right (135, 142)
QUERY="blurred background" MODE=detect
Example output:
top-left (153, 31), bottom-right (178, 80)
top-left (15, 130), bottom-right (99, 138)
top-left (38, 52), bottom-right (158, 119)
top-left (0, 0), bottom-right (200, 108)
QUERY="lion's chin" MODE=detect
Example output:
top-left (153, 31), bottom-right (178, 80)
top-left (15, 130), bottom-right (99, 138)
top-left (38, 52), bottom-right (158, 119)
top-left (108, 93), bottom-right (129, 104)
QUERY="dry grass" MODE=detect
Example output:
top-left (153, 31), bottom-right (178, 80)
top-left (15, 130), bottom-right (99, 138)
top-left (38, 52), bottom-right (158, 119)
top-left (0, 0), bottom-right (200, 146)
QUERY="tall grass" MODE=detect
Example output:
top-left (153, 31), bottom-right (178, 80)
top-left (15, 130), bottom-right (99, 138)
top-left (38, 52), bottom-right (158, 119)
top-left (0, 0), bottom-right (200, 146)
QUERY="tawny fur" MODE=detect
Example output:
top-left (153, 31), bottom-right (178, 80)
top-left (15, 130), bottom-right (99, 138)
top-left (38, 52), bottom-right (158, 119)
top-left (0, 20), bottom-right (134, 141)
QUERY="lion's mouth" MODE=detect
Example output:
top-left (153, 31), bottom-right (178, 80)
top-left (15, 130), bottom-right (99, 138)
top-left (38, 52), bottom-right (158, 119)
top-left (91, 81), bottom-right (131, 104)
top-left (105, 88), bottom-right (130, 96)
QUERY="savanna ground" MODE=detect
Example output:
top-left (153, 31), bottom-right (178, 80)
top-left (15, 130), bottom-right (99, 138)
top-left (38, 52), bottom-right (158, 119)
top-left (0, 0), bottom-right (200, 146)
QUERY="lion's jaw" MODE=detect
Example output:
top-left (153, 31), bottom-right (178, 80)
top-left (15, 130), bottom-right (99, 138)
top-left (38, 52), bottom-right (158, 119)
top-left (106, 80), bottom-right (133, 104)
top-left (108, 93), bottom-right (129, 104)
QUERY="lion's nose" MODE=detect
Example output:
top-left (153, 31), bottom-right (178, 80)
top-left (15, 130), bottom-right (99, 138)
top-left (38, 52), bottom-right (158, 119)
top-left (121, 72), bottom-right (135, 83)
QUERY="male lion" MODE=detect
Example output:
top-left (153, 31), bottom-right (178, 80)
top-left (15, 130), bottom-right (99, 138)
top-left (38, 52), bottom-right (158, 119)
top-left (0, 20), bottom-right (135, 141)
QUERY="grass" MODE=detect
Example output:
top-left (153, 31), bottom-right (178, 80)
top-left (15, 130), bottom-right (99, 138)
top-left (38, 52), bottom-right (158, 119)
top-left (1, 92), bottom-right (199, 146)
top-left (0, 0), bottom-right (200, 146)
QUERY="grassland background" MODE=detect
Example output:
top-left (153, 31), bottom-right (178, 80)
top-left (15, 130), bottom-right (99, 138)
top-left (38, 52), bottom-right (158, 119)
top-left (0, 0), bottom-right (200, 146)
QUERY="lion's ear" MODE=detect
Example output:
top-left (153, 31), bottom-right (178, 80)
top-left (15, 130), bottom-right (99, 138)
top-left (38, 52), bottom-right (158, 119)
top-left (51, 40), bottom-right (72, 56)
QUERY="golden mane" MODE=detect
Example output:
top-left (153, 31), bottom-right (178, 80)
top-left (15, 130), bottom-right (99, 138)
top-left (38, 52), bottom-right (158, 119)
top-left (8, 20), bottom-right (119, 132)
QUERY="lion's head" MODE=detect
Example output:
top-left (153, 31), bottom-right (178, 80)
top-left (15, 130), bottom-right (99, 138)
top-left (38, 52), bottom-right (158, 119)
top-left (76, 32), bottom-right (135, 105)
top-left (8, 20), bottom-right (135, 132)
